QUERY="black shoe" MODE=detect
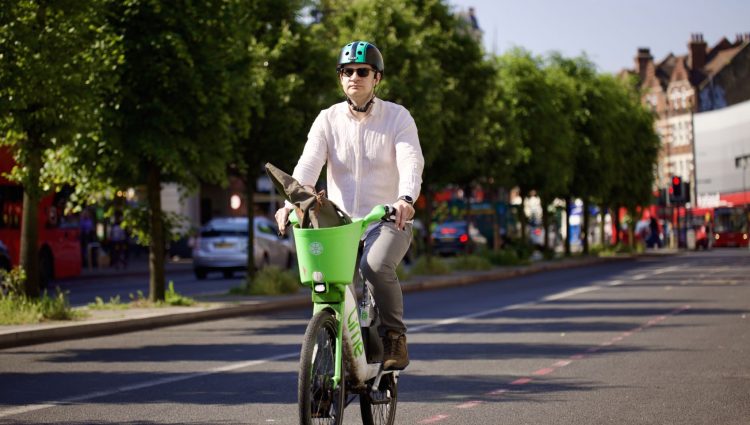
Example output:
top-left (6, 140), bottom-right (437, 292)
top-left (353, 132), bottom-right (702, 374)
top-left (382, 330), bottom-right (409, 370)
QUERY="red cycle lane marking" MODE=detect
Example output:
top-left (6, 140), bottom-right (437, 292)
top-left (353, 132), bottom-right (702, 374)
top-left (510, 377), bottom-right (532, 385)
top-left (419, 414), bottom-right (450, 424)
top-left (456, 400), bottom-right (484, 409)
top-left (420, 304), bottom-right (692, 424)
top-left (532, 367), bottom-right (556, 376)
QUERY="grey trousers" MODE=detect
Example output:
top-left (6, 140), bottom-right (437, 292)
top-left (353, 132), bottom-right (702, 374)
top-left (359, 222), bottom-right (412, 336)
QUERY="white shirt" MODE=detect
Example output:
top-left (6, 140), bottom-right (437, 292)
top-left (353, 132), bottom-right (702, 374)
top-left (292, 98), bottom-right (424, 218)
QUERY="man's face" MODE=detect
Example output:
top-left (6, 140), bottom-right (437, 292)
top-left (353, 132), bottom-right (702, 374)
top-left (339, 64), bottom-right (380, 100)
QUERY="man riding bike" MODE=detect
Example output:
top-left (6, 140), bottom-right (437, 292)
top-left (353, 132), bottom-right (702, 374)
top-left (275, 40), bottom-right (424, 370)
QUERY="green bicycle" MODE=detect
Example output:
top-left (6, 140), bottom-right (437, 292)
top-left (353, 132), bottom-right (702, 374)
top-left (291, 204), bottom-right (399, 425)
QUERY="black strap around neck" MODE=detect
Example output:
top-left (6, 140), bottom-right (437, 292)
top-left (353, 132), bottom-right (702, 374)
top-left (347, 96), bottom-right (375, 113)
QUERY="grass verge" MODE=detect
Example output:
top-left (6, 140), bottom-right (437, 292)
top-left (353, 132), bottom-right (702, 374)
top-left (0, 268), bottom-right (85, 325)
top-left (87, 281), bottom-right (196, 310)
top-left (229, 266), bottom-right (300, 296)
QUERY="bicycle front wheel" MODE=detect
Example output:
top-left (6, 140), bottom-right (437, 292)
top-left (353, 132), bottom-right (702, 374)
top-left (299, 309), bottom-right (345, 425)
top-left (360, 373), bottom-right (398, 425)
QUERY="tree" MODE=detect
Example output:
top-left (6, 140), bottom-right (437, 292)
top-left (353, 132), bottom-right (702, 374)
top-left (548, 55), bottom-right (620, 254)
top-left (231, 0), bottom-right (334, 280)
top-left (104, 0), bottom-right (252, 301)
top-left (0, 0), bottom-right (116, 296)
top-left (312, 0), bottom-right (491, 253)
top-left (495, 49), bottom-right (575, 246)
top-left (606, 77), bottom-right (660, 247)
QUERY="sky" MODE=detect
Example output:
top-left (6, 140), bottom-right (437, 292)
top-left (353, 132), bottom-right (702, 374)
top-left (449, 0), bottom-right (750, 73)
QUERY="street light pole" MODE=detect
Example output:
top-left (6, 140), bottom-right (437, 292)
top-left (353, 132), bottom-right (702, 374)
top-left (737, 153), bottom-right (750, 206)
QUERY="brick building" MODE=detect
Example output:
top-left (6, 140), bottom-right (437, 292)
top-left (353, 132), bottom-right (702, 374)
top-left (622, 33), bottom-right (750, 205)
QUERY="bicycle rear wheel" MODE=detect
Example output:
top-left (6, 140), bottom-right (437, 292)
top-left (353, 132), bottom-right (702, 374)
top-left (359, 373), bottom-right (398, 425)
top-left (299, 309), bottom-right (345, 425)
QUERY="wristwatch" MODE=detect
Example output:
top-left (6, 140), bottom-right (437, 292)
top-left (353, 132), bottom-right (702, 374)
top-left (398, 195), bottom-right (414, 205)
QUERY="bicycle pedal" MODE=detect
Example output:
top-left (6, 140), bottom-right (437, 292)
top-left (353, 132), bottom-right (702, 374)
top-left (369, 390), bottom-right (392, 405)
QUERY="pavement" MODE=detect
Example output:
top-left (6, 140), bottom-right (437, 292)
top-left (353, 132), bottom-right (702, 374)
top-left (0, 250), bottom-right (679, 349)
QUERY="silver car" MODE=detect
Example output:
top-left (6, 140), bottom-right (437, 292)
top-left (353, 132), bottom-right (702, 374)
top-left (192, 216), bottom-right (295, 279)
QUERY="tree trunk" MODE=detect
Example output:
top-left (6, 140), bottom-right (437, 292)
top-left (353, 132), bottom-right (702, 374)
top-left (582, 198), bottom-right (590, 255)
top-left (564, 197), bottom-right (571, 257)
top-left (541, 199), bottom-right (550, 250)
top-left (599, 207), bottom-right (607, 246)
top-left (147, 163), bottom-right (166, 302)
top-left (519, 197), bottom-right (527, 246)
top-left (490, 186), bottom-right (501, 251)
top-left (246, 174), bottom-right (258, 280)
top-left (423, 187), bottom-right (434, 258)
top-left (20, 147), bottom-right (43, 298)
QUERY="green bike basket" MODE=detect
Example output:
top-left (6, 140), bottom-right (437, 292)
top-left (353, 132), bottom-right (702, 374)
top-left (293, 221), bottom-right (363, 285)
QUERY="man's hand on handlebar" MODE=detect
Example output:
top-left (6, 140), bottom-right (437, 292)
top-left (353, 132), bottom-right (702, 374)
top-left (392, 199), bottom-right (415, 230)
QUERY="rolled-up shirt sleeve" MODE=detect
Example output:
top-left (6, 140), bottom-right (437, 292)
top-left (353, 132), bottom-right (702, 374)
top-left (292, 111), bottom-right (328, 188)
top-left (394, 110), bottom-right (424, 202)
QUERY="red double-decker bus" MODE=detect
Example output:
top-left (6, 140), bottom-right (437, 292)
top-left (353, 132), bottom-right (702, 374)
top-left (0, 148), bottom-right (81, 286)
top-left (712, 206), bottom-right (749, 248)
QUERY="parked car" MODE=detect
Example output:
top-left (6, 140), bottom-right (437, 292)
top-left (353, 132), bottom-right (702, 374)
top-left (431, 220), bottom-right (487, 255)
top-left (192, 216), bottom-right (295, 279)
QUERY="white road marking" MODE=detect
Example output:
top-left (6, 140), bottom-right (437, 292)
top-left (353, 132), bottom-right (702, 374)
top-left (1, 264), bottom-right (680, 419)
top-left (0, 352), bottom-right (297, 418)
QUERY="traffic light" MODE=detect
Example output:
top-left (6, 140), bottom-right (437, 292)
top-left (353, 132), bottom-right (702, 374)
top-left (672, 176), bottom-right (682, 198)
top-left (670, 176), bottom-right (685, 204)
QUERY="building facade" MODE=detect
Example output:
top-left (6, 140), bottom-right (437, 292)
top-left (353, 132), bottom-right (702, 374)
top-left (625, 33), bottom-right (750, 206)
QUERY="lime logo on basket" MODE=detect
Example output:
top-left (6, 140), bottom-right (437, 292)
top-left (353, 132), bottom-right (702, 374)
top-left (309, 242), bottom-right (324, 256)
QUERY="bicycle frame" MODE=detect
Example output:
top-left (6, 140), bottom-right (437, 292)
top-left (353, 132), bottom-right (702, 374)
top-left (292, 205), bottom-right (396, 391)
top-left (311, 282), bottom-right (382, 389)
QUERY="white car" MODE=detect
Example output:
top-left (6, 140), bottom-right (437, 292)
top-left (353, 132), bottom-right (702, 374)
top-left (192, 216), bottom-right (295, 279)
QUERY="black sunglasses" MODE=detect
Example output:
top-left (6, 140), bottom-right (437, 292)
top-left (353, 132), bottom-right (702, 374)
top-left (339, 67), bottom-right (375, 78)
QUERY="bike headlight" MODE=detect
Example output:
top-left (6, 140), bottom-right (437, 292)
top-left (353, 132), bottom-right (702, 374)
top-left (312, 271), bottom-right (326, 293)
top-left (313, 283), bottom-right (327, 293)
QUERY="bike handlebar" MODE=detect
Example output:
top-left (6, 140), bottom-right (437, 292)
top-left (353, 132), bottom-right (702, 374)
top-left (289, 204), bottom-right (396, 228)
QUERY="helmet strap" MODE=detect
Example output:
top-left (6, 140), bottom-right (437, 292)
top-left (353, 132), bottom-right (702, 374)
top-left (346, 95), bottom-right (375, 113)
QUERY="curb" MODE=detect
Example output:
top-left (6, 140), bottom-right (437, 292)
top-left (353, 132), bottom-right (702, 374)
top-left (0, 295), bottom-right (312, 349)
top-left (0, 255), bottom-right (638, 349)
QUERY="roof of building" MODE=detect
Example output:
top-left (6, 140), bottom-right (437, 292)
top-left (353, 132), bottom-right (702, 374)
top-left (626, 34), bottom-right (750, 91)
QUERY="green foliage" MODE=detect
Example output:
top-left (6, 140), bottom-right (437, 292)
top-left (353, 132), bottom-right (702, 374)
top-left (164, 281), bottom-right (195, 306)
top-left (495, 49), bottom-right (576, 201)
top-left (541, 248), bottom-right (557, 260)
top-left (88, 281), bottom-right (194, 309)
top-left (0, 0), bottom-right (119, 295)
top-left (229, 0), bottom-right (334, 278)
top-left (0, 0), bottom-right (664, 291)
top-left (504, 239), bottom-right (535, 262)
top-left (0, 267), bottom-right (27, 297)
top-left (90, 0), bottom-right (264, 300)
top-left (409, 256), bottom-right (451, 276)
top-left (230, 266), bottom-right (300, 295)
top-left (450, 254), bottom-right (492, 271)
top-left (0, 268), bottom-right (83, 324)
top-left (119, 203), bottom-right (187, 247)
top-left (88, 294), bottom-right (128, 310)
top-left (481, 248), bottom-right (531, 266)
top-left (315, 0), bottom-right (492, 188)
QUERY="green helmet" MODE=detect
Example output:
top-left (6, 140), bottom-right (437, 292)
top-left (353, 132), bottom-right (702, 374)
top-left (337, 41), bottom-right (384, 73)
